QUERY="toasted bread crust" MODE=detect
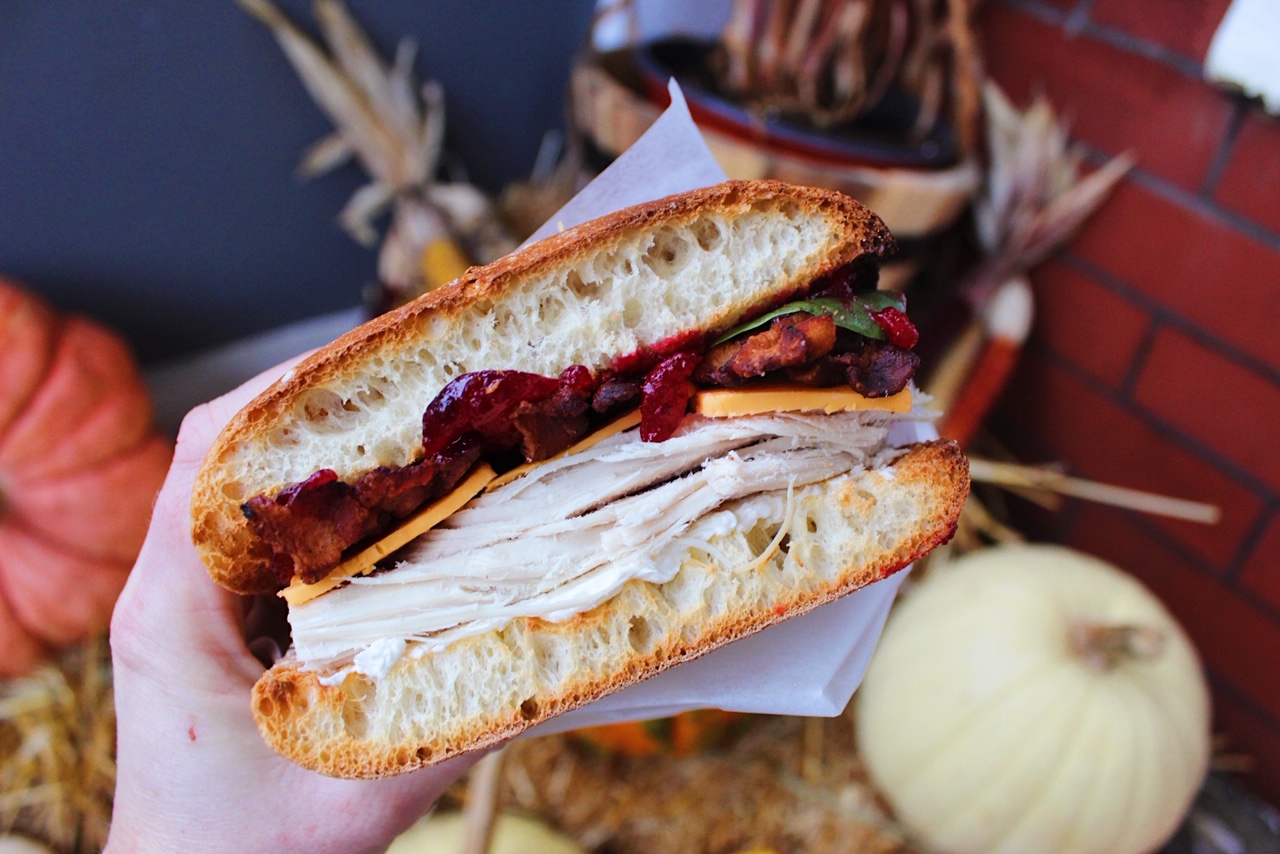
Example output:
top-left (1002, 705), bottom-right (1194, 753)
top-left (192, 180), bottom-right (895, 595)
top-left (251, 440), bottom-right (967, 779)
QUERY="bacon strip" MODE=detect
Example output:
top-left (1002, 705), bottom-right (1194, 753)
top-left (696, 313), bottom-right (837, 386)
top-left (244, 369), bottom-right (596, 584)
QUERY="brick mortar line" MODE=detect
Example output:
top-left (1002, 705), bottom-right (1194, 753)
top-left (1030, 335), bottom-right (1280, 584)
top-left (995, 0), bottom-right (1069, 26)
top-left (1008, 329), bottom-right (1265, 493)
top-left (1060, 251), bottom-right (1280, 390)
top-left (995, 0), bottom-right (1207, 79)
top-left (1116, 313), bottom-right (1163, 398)
top-left (1224, 498), bottom-right (1280, 585)
top-left (983, 395), bottom-right (1280, 631)
top-left (1062, 0), bottom-right (1094, 35)
top-left (1125, 164), bottom-right (1280, 254)
top-left (1072, 141), bottom-right (1280, 254)
top-left (974, 430), bottom-right (1280, 750)
top-left (1010, 368), bottom-right (1280, 675)
top-left (1024, 335), bottom-right (1277, 517)
top-left (992, 0), bottom-right (1280, 246)
top-left (1201, 100), bottom-right (1248, 198)
top-left (993, 359), bottom-right (1280, 649)
top-left (991, 351), bottom-right (1280, 671)
top-left (1119, 492), bottom-right (1278, 593)
top-left (1076, 18), bottom-right (1204, 79)
top-left (991, 3), bottom-right (1277, 235)
top-left (1000, 340), bottom-right (1258, 574)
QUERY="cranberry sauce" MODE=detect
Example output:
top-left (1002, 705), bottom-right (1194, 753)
top-left (608, 328), bottom-right (706, 377)
top-left (421, 369), bottom-right (563, 457)
top-left (640, 351), bottom-right (701, 442)
top-left (870, 307), bottom-right (920, 349)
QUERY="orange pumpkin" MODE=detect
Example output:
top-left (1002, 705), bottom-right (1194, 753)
top-left (0, 279), bottom-right (172, 675)
top-left (572, 710), bottom-right (744, 758)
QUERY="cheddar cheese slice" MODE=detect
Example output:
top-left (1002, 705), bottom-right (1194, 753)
top-left (694, 385), bottom-right (912, 417)
top-left (281, 463), bottom-right (497, 606)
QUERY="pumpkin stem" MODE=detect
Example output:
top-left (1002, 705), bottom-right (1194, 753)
top-left (1071, 623), bottom-right (1166, 671)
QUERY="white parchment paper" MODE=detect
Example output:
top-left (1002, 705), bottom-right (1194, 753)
top-left (522, 82), bottom-right (930, 731)
top-left (146, 81), bottom-right (929, 727)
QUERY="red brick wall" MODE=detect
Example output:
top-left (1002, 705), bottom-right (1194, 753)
top-left (976, 0), bottom-right (1280, 805)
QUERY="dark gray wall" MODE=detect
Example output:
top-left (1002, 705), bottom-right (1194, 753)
top-left (0, 1), bottom-right (594, 363)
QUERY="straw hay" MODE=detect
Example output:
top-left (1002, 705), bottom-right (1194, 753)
top-left (0, 640), bottom-right (114, 854)
top-left (494, 708), bottom-right (917, 854)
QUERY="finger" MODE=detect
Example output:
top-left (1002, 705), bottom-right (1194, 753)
top-left (113, 352), bottom-right (313, 683)
top-left (111, 475), bottom-right (259, 686)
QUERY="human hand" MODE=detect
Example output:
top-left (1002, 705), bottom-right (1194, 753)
top-left (105, 364), bottom-right (480, 854)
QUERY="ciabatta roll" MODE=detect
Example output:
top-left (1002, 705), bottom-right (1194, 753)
top-left (191, 180), bottom-right (968, 778)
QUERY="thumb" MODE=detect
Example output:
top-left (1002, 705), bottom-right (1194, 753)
top-left (111, 353), bottom-right (310, 684)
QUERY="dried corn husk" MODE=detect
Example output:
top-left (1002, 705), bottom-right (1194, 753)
top-left (239, 0), bottom-right (516, 306)
top-left (967, 82), bottom-right (1134, 303)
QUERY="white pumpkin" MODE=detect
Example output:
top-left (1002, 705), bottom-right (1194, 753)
top-left (386, 811), bottom-right (584, 854)
top-left (0, 837), bottom-right (56, 854)
top-left (856, 544), bottom-right (1210, 854)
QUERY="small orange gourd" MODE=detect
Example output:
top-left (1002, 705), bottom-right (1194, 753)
top-left (572, 710), bottom-right (744, 758)
top-left (0, 279), bottom-right (172, 675)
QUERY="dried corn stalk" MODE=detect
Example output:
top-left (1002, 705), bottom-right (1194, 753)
top-left (239, 0), bottom-right (516, 306)
top-left (925, 83), bottom-right (1135, 439)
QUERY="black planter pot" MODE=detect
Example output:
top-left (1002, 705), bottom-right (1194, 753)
top-left (635, 38), bottom-right (961, 171)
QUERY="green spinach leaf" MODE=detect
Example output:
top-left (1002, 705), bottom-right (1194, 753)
top-left (713, 292), bottom-right (906, 346)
